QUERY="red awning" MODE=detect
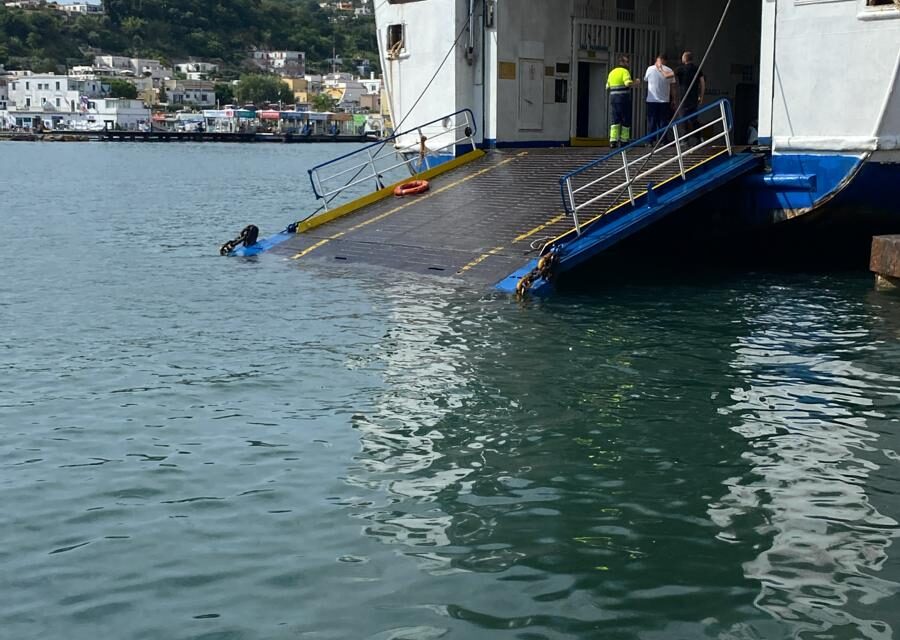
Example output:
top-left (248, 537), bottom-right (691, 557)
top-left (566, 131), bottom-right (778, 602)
top-left (259, 110), bottom-right (281, 120)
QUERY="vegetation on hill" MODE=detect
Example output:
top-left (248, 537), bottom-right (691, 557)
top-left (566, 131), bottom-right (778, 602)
top-left (235, 73), bottom-right (294, 105)
top-left (0, 0), bottom-right (378, 76)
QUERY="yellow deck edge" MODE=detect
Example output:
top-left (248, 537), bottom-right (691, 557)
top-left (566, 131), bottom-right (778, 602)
top-left (297, 149), bottom-right (487, 234)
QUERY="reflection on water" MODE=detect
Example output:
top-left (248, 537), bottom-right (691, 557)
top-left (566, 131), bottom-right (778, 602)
top-left (350, 281), bottom-right (475, 566)
top-left (346, 277), bottom-right (900, 639)
top-left (3, 144), bottom-right (900, 640)
top-left (713, 290), bottom-right (900, 639)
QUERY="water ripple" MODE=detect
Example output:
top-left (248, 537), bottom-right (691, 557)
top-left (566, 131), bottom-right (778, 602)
top-left (2, 145), bottom-right (900, 639)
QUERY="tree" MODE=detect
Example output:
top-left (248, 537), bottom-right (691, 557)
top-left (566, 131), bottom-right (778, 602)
top-left (105, 78), bottom-right (138, 99)
top-left (235, 73), bottom-right (293, 106)
top-left (0, 1), bottom-right (381, 80)
top-left (215, 82), bottom-right (235, 106)
top-left (158, 84), bottom-right (167, 103)
top-left (311, 92), bottom-right (337, 113)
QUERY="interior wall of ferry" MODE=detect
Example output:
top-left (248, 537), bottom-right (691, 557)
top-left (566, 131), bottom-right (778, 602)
top-left (492, 0), bottom-right (762, 145)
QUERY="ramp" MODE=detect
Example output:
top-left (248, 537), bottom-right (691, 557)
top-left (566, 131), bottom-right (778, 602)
top-left (263, 147), bottom-right (622, 283)
top-left (500, 100), bottom-right (765, 295)
top-left (228, 101), bottom-right (762, 294)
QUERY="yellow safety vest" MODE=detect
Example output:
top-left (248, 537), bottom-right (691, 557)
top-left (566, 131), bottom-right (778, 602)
top-left (607, 66), bottom-right (632, 91)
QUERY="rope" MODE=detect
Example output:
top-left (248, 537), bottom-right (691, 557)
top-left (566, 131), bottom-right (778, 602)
top-left (590, 0), bottom-right (734, 223)
top-left (291, 18), bottom-right (472, 231)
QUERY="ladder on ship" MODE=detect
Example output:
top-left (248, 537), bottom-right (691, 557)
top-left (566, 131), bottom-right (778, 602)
top-left (500, 99), bottom-right (765, 295)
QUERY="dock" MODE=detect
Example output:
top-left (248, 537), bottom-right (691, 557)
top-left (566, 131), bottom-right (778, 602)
top-left (0, 130), bottom-right (375, 143)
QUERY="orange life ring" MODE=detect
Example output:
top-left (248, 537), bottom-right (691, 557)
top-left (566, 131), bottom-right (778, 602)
top-left (393, 179), bottom-right (430, 197)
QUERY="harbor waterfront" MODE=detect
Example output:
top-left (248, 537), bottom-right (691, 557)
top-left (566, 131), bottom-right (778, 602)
top-left (2, 142), bottom-right (900, 639)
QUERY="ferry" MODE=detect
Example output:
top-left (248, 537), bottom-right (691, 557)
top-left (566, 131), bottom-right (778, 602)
top-left (225, 0), bottom-right (900, 296)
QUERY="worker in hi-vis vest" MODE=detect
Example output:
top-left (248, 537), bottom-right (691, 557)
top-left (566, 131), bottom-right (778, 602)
top-left (606, 55), bottom-right (640, 148)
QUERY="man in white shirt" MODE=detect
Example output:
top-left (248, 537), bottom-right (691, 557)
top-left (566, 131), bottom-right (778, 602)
top-left (644, 54), bottom-right (675, 140)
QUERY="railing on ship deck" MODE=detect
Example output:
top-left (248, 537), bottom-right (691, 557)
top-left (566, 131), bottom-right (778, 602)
top-left (308, 109), bottom-right (477, 211)
top-left (559, 99), bottom-right (734, 236)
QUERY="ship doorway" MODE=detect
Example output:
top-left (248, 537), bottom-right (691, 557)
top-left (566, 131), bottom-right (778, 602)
top-left (567, 1), bottom-right (761, 145)
top-left (574, 59), bottom-right (609, 141)
top-left (571, 17), bottom-right (663, 144)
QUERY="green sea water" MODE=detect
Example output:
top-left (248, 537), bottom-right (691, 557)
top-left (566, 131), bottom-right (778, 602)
top-left (1, 141), bottom-right (899, 639)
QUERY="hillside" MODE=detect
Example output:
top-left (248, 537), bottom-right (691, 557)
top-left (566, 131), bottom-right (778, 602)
top-left (0, 0), bottom-right (378, 76)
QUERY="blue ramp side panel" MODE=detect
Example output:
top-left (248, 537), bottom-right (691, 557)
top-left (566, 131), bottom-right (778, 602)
top-left (499, 153), bottom-right (764, 294)
top-left (230, 230), bottom-right (295, 257)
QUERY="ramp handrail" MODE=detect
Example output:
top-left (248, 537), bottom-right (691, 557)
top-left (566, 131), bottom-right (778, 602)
top-left (559, 99), bottom-right (734, 235)
top-left (308, 109), bottom-right (477, 210)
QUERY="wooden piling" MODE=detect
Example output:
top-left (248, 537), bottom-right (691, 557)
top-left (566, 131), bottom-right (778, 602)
top-left (870, 235), bottom-right (900, 290)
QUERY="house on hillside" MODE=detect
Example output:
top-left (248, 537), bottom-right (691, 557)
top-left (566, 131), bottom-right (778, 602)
top-left (93, 56), bottom-right (173, 87)
top-left (249, 50), bottom-right (306, 77)
top-left (174, 62), bottom-right (219, 81)
top-left (165, 79), bottom-right (216, 107)
top-left (58, 2), bottom-right (104, 14)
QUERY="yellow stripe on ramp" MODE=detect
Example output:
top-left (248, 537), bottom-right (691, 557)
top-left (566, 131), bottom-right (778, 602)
top-left (292, 152), bottom-right (527, 260)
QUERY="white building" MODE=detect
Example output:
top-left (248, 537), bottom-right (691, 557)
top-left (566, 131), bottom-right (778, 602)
top-left (250, 50), bottom-right (306, 77)
top-left (94, 55), bottom-right (173, 86)
top-left (58, 2), bottom-right (104, 14)
top-left (165, 79), bottom-right (216, 107)
top-left (359, 73), bottom-right (382, 97)
top-left (5, 97), bottom-right (149, 130)
top-left (174, 61), bottom-right (219, 80)
top-left (7, 73), bottom-right (104, 113)
top-left (0, 76), bottom-right (8, 112)
top-left (4, 72), bottom-right (150, 130)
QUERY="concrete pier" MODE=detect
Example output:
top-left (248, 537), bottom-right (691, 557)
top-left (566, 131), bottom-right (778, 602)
top-left (870, 235), bottom-right (900, 289)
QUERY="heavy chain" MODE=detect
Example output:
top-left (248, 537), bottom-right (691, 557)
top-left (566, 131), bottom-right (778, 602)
top-left (515, 249), bottom-right (559, 298)
top-left (219, 224), bottom-right (259, 256)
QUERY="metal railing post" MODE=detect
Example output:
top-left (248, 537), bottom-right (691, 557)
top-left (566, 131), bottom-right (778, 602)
top-left (720, 101), bottom-right (733, 156)
top-left (621, 149), bottom-right (635, 205)
top-left (566, 178), bottom-right (582, 235)
top-left (313, 171), bottom-right (329, 211)
top-left (365, 148), bottom-right (382, 190)
top-left (672, 124), bottom-right (686, 180)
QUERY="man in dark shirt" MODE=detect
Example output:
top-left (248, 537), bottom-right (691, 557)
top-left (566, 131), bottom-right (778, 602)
top-left (674, 51), bottom-right (706, 137)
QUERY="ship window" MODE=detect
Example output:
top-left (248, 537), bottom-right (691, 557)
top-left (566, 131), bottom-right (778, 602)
top-left (387, 24), bottom-right (405, 56)
top-left (859, 0), bottom-right (900, 18)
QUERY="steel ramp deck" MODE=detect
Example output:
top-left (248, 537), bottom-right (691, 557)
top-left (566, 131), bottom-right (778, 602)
top-left (268, 145), bottom-right (733, 284)
top-left (498, 150), bottom-right (765, 294)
